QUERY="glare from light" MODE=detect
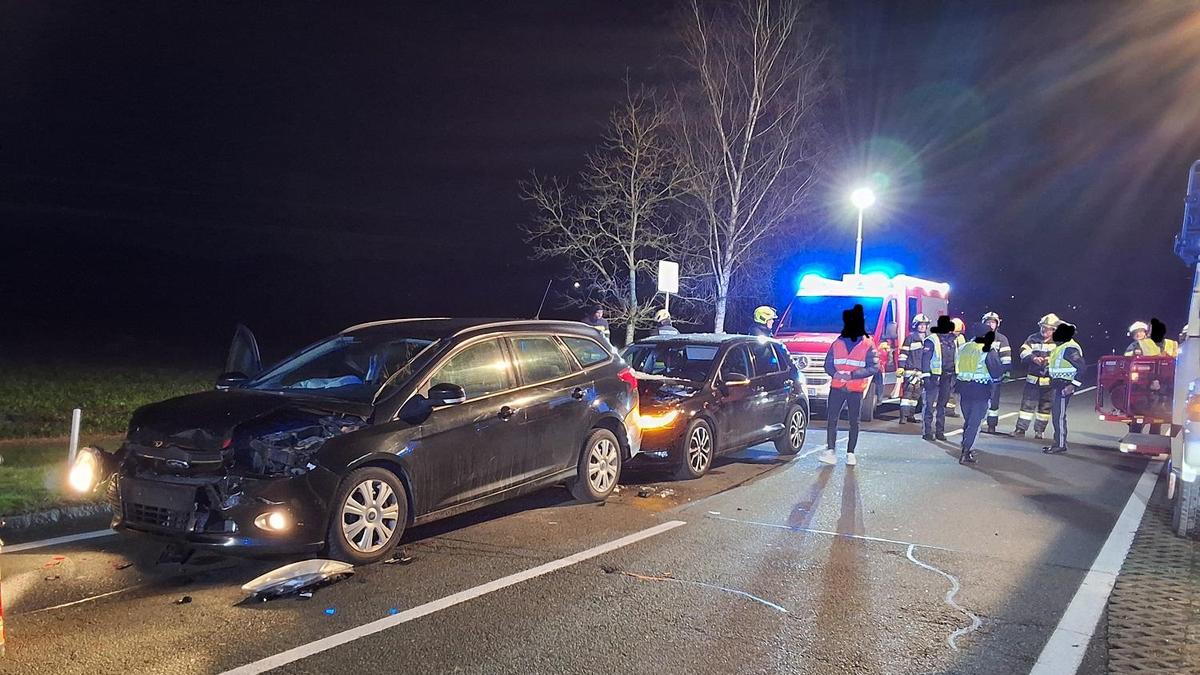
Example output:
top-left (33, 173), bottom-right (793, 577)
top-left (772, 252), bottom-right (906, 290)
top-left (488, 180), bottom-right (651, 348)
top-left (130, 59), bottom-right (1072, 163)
top-left (68, 450), bottom-right (98, 493)
top-left (255, 511), bottom-right (291, 532)
top-left (850, 187), bottom-right (876, 210)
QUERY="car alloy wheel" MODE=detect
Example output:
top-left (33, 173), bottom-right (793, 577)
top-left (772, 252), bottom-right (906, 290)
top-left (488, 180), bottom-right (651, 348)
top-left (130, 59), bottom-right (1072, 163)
top-left (687, 424), bottom-right (713, 475)
top-left (588, 437), bottom-right (620, 494)
top-left (788, 408), bottom-right (806, 449)
top-left (341, 478), bottom-right (402, 554)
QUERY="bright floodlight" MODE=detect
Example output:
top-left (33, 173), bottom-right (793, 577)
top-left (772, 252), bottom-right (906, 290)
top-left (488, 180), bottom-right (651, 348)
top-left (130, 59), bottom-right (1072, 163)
top-left (850, 187), bottom-right (876, 210)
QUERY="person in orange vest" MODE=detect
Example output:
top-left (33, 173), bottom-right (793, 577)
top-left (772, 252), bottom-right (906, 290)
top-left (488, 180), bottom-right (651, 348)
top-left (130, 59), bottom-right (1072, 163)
top-left (819, 304), bottom-right (880, 467)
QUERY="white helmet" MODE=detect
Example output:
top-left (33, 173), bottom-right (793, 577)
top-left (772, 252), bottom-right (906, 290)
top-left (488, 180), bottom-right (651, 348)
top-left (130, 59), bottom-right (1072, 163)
top-left (911, 313), bottom-right (931, 328)
top-left (981, 311), bottom-right (1000, 324)
top-left (1128, 321), bottom-right (1149, 335)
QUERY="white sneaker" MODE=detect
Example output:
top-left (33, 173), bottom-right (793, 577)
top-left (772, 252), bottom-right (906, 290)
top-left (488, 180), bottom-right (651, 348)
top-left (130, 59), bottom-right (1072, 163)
top-left (818, 449), bottom-right (837, 465)
top-left (845, 453), bottom-right (857, 466)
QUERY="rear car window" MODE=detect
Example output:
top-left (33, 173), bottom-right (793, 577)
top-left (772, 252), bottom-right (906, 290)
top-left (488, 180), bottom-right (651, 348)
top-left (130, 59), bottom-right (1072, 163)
top-left (561, 336), bottom-right (611, 367)
top-left (622, 343), bottom-right (716, 382)
top-left (511, 336), bottom-right (576, 384)
top-left (428, 339), bottom-right (512, 400)
top-left (719, 345), bottom-right (753, 380)
top-left (750, 341), bottom-right (784, 376)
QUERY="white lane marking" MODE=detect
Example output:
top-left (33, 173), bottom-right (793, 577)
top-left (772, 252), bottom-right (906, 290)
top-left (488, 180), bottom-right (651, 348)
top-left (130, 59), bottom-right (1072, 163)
top-left (945, 386), bottom-right (1095, 438)
top-left (1, 529), bottom-right (115, 553)
top-left (1028, 461), bottom-right (1160, 675)
top-left (906, 544), bottom-right (982, 651)
top-left (220, 520), bottom-right (687, 675)
top-left (706, 514), bottom-right (954, 551)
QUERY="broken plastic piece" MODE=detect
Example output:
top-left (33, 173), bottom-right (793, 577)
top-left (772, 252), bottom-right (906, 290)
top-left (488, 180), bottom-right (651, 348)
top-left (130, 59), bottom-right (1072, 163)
top-left (241, 559), bottom-right (355, 601)
top-left (657, 489), bottom-right (676, 498)
top-left (637, 486), bottom-right (657, 498)
top-left (383, 551), bottom-right (415, 565)
top-left (388, 608), bottom-right (399, 615)
top-left (324, 607), bottom-right (336, 615)
top-left (112, 561), bottom-right (133, 571)
top-left (176, 595), bottom-right (192, 605)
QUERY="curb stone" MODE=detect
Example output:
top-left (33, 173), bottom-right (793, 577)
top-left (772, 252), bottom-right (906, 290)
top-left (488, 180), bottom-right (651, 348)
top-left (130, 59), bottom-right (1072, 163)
top-left (0, 503), bottom-right (112, 534)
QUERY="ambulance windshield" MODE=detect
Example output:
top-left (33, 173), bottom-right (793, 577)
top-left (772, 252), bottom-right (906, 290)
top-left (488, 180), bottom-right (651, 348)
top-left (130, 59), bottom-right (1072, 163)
top-left (780, 296), bottom-right (884, 334)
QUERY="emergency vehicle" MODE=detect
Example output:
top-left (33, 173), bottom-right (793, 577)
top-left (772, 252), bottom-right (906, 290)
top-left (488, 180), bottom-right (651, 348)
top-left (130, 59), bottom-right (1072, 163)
top-left (774, 273), bottom-right (950, 420)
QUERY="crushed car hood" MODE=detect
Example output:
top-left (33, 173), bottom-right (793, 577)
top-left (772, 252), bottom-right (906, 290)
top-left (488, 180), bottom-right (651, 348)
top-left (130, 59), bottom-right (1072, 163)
top-left (128, 390), bottom-right (372, 452)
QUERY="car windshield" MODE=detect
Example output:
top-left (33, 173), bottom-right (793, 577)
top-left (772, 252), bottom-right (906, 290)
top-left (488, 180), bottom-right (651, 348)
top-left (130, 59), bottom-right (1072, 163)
top-left (245, 334), bottom-right (436, 402)
top-left (780, 296), bottom-right (884, 334)
top-left (622, 343), bottom-right (719, 382)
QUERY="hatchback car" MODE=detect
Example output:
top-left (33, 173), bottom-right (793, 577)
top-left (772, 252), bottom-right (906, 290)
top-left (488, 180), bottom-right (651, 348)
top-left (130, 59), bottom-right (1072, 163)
top-left (622, 334), bottom-right (808, 479)
top-left (73, 319), bottom-right (641, 564)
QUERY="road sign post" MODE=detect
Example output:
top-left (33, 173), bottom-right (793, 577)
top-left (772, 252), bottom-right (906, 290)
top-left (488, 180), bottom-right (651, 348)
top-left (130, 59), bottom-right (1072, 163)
top-left (657, 260), bottom-right (679, 315)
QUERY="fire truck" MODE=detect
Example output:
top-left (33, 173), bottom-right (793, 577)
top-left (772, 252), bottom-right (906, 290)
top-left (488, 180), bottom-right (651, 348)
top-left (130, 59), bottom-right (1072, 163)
top-left (774, 273), bottom-right (951, 420)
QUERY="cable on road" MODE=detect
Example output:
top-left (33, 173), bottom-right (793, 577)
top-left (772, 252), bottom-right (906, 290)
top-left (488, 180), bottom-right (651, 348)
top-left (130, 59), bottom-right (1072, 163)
top-left (615, 570), bottom-right (788, 614)
top-left (904, 544), bottom-right (982, 652)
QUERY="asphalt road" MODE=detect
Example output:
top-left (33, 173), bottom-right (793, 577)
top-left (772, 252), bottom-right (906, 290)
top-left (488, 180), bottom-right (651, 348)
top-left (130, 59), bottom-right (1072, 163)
top-left (0, 379), bottom-right (1153, 674)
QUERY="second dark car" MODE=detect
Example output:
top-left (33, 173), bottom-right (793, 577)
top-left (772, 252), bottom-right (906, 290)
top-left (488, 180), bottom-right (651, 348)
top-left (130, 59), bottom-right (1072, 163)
top-left (622, 334), bottom-right (809, 479)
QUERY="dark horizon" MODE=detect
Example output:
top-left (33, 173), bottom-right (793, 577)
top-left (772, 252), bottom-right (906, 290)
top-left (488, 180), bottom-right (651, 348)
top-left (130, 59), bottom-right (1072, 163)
top-left (3, 0), bottom-right (1197, 365)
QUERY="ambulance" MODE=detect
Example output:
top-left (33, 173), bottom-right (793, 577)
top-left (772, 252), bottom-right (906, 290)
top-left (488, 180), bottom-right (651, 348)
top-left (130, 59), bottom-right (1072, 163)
top-left (774, 273), bottom-right (951, 420)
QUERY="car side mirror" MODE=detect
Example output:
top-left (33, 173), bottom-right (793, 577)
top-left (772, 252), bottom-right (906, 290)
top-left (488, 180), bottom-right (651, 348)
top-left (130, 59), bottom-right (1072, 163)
top-left (428, 382), bottom-right (467, 406)
top-left (216, 371), bottom-right (249, 390)
top-left (723, 372), bottom-right (751, 387)
top-left (884, 322), bottom-right (898, 340)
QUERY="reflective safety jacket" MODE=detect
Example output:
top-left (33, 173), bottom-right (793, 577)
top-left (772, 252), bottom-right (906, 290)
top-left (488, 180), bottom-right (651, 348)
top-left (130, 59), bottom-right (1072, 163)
top-left (921, 333), bottom-right (959, 377)
top-left (826, 336), bottom-right (879, 393)
top-left (955, 342), bottom-right (1004, 384)
top-left (994, 331), bottom-right (1013, 372)
top-left (748, 323), bottom-right (772, 338)
top-left (1019, 332), bottom-right (1056, 385)
top-left (898, 330), bottom-right (927, 375)
top-left (1048, 340), bottom-right (1085, 387)
top-left (1125, 338), bottom-right (1179, 357)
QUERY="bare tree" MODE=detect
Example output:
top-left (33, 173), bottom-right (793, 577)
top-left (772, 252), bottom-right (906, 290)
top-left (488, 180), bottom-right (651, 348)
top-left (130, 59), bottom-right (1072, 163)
top-left (523, 87), bottom-right (691, 344)
top-left (674, 0), bottom-right (831, 332)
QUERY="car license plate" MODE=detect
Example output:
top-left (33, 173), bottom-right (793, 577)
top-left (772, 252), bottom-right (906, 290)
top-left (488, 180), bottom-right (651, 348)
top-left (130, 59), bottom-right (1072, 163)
top-left (807, 387), bottom-right (819, 396)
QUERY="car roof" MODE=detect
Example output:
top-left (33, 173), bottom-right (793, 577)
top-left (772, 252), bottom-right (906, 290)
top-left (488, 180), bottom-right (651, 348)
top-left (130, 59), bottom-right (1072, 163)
top-left (342, 318), bottom-right (605, 342)
top-left (633, 333), bottom-right (776, 346)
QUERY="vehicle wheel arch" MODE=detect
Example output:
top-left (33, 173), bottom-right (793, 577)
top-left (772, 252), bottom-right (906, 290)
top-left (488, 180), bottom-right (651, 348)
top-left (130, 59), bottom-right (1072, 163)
top-left (590, 413), bottom-right (632, 460)
top-left (693, 412), bottom-right (720, 454)
top-left (347, 456), bottom-right (416, 527)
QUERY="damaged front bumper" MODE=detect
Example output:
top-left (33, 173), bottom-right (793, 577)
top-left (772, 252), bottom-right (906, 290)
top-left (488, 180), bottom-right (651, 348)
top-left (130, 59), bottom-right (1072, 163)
top-left (111, 464), bottom-right (339, 556)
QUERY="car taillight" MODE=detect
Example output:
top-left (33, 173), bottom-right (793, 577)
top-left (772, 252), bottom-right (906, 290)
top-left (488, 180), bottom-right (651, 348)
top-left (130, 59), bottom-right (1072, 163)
top-left (618, 367), bottom-right (638, 392)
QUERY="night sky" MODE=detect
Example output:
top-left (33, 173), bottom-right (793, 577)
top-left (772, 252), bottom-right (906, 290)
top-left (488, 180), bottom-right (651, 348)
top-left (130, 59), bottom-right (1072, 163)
top-left (2, 1), bottom-right (1197, 364)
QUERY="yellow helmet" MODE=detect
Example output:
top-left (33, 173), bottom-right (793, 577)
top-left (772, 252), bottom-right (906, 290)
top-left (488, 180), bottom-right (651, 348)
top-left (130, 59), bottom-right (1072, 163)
top-left (754, 306), bottom-right (778, 324)
top-left (1039, 313), bottom-right (1061, 328)
top-left (951, 317), bottom-right (965, 333)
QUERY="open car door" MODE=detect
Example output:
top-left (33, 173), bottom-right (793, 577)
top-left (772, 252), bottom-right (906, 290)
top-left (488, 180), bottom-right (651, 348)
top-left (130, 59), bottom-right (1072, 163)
top-left (220, 324), bottom-right (262, 387)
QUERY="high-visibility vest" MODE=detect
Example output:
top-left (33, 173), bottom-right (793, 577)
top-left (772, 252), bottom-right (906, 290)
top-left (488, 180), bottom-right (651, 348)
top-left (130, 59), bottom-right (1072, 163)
top-left (1130, 338), bottom-right (1178, 357)
top-left (1048, 340), bottom-right (1082, 381)
top-left (1162, 339), bottom-right (1179, 357)
top-left (955, 343), bottom-right (994, 384)
top-left (830, 337), bottom-right (873, 393)
top-left (926, 335), bottom-right (944, 375)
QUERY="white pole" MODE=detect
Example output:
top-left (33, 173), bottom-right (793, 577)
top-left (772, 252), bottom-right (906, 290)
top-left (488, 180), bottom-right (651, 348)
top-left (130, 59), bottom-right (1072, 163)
top-left (664, 292), bottom-right (670, 314)
top-left (67, 408), bottom-right (81, 465)
top-left (855, 207), bottom-right (864, 275)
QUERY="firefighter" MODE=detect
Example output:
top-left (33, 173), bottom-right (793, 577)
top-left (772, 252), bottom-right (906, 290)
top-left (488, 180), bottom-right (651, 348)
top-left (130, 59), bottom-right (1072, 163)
top-left (1043, 322), bottom-right (1085, 454)
top-left (1013, 313), bottom-right (1060, 439)
top-left (819, 304), bottom-right (880, 467)
top-left (981, 311), bottom-right (1013, 433)
top-left (954, 323), bottom-right (1004, 464)
top-left (897, 313), bottom-right (931, 424)
top-left (749, 306), bottom-right (778, 337)
top-left (582, 304), bottom-right (611, 341)
top-left (653, 309), bottom-right (679, 336)
top-left (921, 315), bottom-right (958, 441)
top-left (1128, 318), bottom-right (1177, 434)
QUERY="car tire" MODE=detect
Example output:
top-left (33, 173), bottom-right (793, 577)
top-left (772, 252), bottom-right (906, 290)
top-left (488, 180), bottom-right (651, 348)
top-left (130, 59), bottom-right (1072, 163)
top-left (326, 467), bottom-right (408, 565)
top-left (774, 404), bottom-right (807, 455)
top-left (674, 418), bottom-right (715, 480)
top-left (859, 381), bottom-right (877, 422)
top-left (570, 428), bottom-right (622, 502)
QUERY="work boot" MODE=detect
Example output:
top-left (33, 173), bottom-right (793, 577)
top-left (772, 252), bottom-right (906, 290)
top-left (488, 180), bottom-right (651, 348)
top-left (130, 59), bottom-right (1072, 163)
top-left (1042, 445), bottom-right (1067, 454)
top-left (898, 416), bottom-right (907, 425)
top-left (985, 424), bottom-right (997, 434)
top-left (935, 432), bottom-right (948, 441)
top-left (922, 433), bottom-right (935, 442)
top-left (1034, 431), bottom-right (1045, 440)
top-left (1013, 428), bottom-right (1026, 438)
top-left (959, 449), bottom-right (977, 464)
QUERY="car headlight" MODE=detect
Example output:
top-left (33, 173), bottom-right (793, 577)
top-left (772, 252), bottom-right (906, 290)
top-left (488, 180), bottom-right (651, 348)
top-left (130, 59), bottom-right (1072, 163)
top-left (638, 409), bottom-right (681, 430)
top-left (68, 447), bottom-right (102, 494)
